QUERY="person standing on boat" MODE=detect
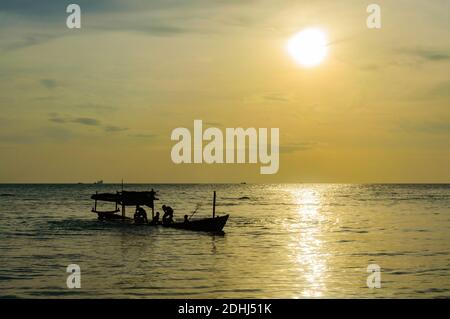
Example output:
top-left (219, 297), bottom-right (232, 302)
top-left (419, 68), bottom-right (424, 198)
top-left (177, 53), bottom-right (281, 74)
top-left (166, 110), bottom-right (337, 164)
top-left (162, 205), bottom-right (174, 224)
top-left (141, 207), bottom-right (148, 224)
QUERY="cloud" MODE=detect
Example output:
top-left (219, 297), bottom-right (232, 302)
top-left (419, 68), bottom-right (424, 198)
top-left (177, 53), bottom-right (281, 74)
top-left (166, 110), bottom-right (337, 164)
top-left (94, 21), bottom-right (190, 36)
top-left (0, 1), bottom-right (255, 18)
top-left (40, 78), bottom-right (57, 89)
top-left (400, 120), bottom-right (450, 135)
top-left (1, 33), bottom-right (61, 52)
top-left (398, 47), bottom-right (450, 62)
top-left (406, 80), bottom-right (450, 101)
top-left (73, 103), bottom-right (118, 115)
top-left (104, 125), bottom-right (128, 132)
top-left (72, 117), bottom-right (100, 126)
top-left (428, 80), bottom-right (450, 98)
top-left (0, 126), bottom-right (74, 144)
top-left (49, 115), bottom-right (100, 126)
top-left (49, 117), bottom-right (66, 124)
top-left (0, 134), bottom-right (34, 144)
top-left (40, 126), bottom-right (74, 141)
top-left (263, 93), bottom-right (290, 102)
top-left (415, 50), bottom-right (450, 61)
top-left (359, 63), bottom-right (380, 71)
top-left (0, 1), bottom-right (111, 17)
top-left (48, 114), bottom-right (132, 134)
top-left (129, 133), bottom-right (157, 139)
top-left (0, 0), bottom-right (262, 46)
top-left (280, 142), bottom-right (318, 153)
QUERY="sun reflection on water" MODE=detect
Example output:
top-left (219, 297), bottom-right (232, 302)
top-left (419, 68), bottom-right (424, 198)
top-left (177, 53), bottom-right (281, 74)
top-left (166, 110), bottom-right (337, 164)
top-left (288, 187), bottom-right (329, 297)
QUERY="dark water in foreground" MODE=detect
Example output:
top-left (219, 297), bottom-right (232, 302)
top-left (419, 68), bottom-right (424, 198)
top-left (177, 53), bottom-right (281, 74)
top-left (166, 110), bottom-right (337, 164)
top-left (0, 184), bottom-right (449, 298)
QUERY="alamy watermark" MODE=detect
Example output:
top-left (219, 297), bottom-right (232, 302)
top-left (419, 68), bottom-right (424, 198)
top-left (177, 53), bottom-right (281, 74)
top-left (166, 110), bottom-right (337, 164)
top-left (366, 4), bottom-right (381, 29)
top-left (170, 120), bottom-right (279, 175)
top-left (66, 264), bottom-right (81, 289)
top-left (65, 4), bottom-right (382, 30)
top-left (66, 4), bottom-right (81, 29)
top-left (366, 264), bottom-right (381, 289)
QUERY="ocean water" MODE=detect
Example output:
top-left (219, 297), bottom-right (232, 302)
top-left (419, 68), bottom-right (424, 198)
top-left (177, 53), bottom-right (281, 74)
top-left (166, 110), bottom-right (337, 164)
top-left (0, 184), bottom-right (449, 299)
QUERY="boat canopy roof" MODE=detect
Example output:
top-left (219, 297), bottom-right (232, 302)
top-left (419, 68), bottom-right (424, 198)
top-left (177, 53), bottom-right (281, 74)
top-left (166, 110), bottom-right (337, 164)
top-left (91, 191), bottom-right (158, 207)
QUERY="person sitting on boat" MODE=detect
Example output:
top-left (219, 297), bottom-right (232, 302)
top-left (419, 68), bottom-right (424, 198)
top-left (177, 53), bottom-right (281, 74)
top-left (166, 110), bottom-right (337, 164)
top-left (184, 214), bottom-right (189, 224)
top-left (150, 211), bottom-right (160, 225)
top-left (162, 205), bottom-right (174, 224)
top-left (134, 206), bottom-right (148, 224)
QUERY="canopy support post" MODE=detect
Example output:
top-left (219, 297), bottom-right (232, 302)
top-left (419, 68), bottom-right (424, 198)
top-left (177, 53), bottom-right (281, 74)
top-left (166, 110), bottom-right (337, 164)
top-left (213, 191), bottom-right (216, 218)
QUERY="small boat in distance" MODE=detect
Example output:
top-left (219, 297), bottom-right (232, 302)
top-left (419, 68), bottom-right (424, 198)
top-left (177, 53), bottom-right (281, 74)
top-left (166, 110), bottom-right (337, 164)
top-left (90, 189), bottom-right (229, 232)
top-left (94, 180), bottom-right (103, 185)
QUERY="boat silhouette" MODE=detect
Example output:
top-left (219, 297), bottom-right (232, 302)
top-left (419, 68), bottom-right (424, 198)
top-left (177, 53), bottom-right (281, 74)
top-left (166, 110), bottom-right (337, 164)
top-left (91, 189), bottom-right (229, 232)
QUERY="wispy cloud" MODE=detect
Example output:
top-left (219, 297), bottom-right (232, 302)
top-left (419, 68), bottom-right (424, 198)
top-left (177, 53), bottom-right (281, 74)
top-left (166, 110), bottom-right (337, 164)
top-left (0, 134), bottom-right (34, 144)
top-left (94, 20), bottom-right (191, 36)
top-left (398, 47), bottom-right (450, 62)
top-left (72, 117), bottom-right (100, 126)
top-left (129, 133), bottom-right (158, 139)
top-left (0, 0), bottom-right (263, 51)
top-left (49, 115), bottom-right (100, 126)
top-left (399, 120), bottom-right (450, 135)
top-left (0, 0), bottom-right (257, 18)
top-left (427, 80), bottom-right (450, 98)
top-left (104, 125), bottom-right (128, 132)
top-left (1, 33), bottom-right (61, 52)
top-left (0, 126), bottom-right (74, 144)
top-left (48, 114), bottom-right (132, 134)
top-left (263, 93), bottom-right (290, 103)
top-left (40, 126), bottom-right (74, 141)
top-left (40, 78), bottom-right (58, 89)
top-left (280, 142), bottom-right (319, 153)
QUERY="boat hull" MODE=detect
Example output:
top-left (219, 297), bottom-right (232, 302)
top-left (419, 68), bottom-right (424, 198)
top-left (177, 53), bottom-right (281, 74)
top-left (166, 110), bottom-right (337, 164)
top-left (94, 213), bottom-right (229, 232)
top-left (164, 215), bottom-right (229, 232)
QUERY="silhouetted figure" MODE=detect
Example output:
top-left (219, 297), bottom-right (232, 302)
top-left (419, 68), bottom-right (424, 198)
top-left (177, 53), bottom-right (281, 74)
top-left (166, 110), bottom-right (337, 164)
top-left (184, 214), bottom-right (189, 224)
top-left (162, 205), bottom-right (174, 224)
top-left (151, 211), bottom-right (160, 225)
top-left (134, 205), bottom-right (148, 224)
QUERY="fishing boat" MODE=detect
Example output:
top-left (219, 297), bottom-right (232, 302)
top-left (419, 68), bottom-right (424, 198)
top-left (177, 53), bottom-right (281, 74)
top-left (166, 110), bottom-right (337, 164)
top-left (91, 189), bottom-right (229, 232)
top-left (165, 214), bottom-right (229, 232)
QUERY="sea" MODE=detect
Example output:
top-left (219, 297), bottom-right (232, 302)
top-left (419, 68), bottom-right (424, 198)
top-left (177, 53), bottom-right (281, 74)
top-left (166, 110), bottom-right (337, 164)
top-left (0, 184), bottom-right (449, 298)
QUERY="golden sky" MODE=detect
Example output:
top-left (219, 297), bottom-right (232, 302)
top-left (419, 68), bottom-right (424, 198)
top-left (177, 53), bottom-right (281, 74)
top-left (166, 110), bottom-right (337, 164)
top-left (0, 0), bottom-right (449, 183)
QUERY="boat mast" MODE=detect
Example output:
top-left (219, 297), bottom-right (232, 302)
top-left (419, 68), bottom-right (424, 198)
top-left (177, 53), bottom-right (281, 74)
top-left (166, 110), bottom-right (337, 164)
top-left (121, 179), bottom-right (125, 217)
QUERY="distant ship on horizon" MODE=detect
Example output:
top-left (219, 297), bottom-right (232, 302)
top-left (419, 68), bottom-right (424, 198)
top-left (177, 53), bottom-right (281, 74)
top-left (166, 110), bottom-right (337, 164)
top-left (94, 180), bottom-right (103, 185)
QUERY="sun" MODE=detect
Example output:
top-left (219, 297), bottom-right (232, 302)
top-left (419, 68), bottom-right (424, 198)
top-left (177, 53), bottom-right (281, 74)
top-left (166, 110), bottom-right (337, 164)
top-left (287, 28), bottom-right (328, 68)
